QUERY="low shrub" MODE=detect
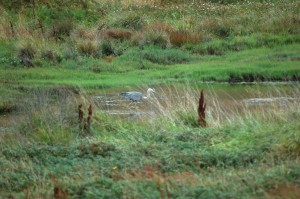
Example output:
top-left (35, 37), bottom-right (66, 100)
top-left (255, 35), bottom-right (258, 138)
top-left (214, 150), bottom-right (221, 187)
top-left (100, 40), bottom-right (115, 56)
top-left (49, 19), bottom-right (74, 40)
top-left (151, 22), bottom-right (174, 33)
top-left (62, 45), bottom-right (80, 60)
top-left (139, 30), bottom-right (171, 49)
top-left (0, 101), bottom-right (16, 114)
top-left (199, 18), bottom-right (232, 38)
top-left (76, 40), bottom-right (100, 57)
top-left (170, 31), bottom-right (202, 47)
top-left (147, 23), bottom-right (202, 47)
top-left (105, 29), bottom-right (132, 41)
top-left (17, 44), bottom-right (36, 67)
top-left (71, 27), bottom-right (97, 40)
top-left (41, 50), bottom-right (62, 63)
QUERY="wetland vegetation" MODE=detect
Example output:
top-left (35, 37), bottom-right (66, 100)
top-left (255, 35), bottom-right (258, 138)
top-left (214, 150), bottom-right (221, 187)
top-left (0, 0), bottom-right (300, 198)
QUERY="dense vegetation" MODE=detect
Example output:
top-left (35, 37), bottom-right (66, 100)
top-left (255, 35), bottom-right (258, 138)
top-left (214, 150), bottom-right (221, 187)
top-left (0, 0), bottom-right (300, 198)
top-left (1, 0), bottom-right (299, 70)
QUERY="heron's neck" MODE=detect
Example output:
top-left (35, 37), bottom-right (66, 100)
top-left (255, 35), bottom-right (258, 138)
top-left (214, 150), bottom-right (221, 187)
top-left (144, 90), bottom-right (151, 99)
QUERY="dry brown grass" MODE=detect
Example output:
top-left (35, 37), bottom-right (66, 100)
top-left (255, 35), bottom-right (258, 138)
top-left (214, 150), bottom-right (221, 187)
top-left (266, 183), bottom-right (300, 199)
top-left (104, 55), bottom-right (117, 62)
top-left (71, 27), bottom-right (98, 40)
top-left (75, 39), bottom-right (99, 57)
top-left (151, 22), bottom-right (174, 33)
top-left (105, 29), bottom-right (132, 40)
top-left (169, 31), bottom-right (202, 47)
top-left (123, 165), bottom-right (200, 186)
top-left (149, 22), bottom-right (202, 46)
top-left (138, 26), bottom-right (171, 48)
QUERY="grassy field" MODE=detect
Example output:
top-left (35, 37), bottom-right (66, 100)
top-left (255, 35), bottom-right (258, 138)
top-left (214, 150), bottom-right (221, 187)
top-left (0, 0), bottom-right (300, 198)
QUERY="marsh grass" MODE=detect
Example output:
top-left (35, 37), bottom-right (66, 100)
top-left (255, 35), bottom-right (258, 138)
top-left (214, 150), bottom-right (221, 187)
top-left (1, 0), bottom-right (300, 197)
top-left (12, 88), bottom-right (81, 144)
top-left (0, 84), bottom-right (299, 198)
top-left (56, 84), bottom-right (300, 129)
top-left (8, 83), bottom-right (299, 145)
top-left (75, 39), bottom-right (100, 58)
top-left (113, 83), bottom-right (299, 133)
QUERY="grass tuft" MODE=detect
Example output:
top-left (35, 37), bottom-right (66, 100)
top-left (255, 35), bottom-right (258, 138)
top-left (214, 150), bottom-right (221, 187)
top-left (75, 40), bottom-right (100, 57)
top-left (105, 29), bottom-right (132, 41)
top-left (17, 43), bottom-right (36, 67)
top-left (41, 50), bottom-right (62, 63)
top-left (170, 31), bottom-right (202, 47)
top-left (49, 19), bottom-right (74, 41)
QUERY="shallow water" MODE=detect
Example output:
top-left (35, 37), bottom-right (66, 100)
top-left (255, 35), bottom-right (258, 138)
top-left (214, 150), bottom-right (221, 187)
top-left (92, 83), bottom-right (299, 120)
top-left (0, 83), bottom-right (299, 130)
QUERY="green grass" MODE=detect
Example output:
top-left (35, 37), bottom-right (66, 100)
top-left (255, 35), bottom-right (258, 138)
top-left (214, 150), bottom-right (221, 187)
top-left (1, 93), bottom-right (299, 198)
top-left (1, 1), bottom-right (300, 198)
top-left (0, 76), bottom-right (299, 198)
top-left (1, 44), bottom-right (299, 85)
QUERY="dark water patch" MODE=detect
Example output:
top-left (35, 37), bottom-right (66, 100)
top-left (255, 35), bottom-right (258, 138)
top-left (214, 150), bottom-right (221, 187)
top-left (228, 74), bottom-right (268, 83)
top-left (228, 74), bottom-right (300, 83)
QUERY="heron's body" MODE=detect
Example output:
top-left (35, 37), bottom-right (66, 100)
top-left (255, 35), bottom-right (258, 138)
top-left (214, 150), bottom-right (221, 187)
top-left (120, 88), bottom-right (155, 102)
top-left (120, 91), bottom-right (144, 102)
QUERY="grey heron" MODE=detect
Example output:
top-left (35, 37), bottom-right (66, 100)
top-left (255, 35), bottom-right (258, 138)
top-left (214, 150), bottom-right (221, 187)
top-left (120, 88), bottom-right (155, 102)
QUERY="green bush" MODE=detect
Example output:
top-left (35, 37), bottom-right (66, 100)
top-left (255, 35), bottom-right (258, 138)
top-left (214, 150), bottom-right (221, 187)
top-left (100, 40), bottom-right (115, 56)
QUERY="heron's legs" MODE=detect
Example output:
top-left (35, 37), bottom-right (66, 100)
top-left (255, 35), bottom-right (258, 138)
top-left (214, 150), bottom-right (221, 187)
top-left (127, 101), bottom-right (138, 110)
